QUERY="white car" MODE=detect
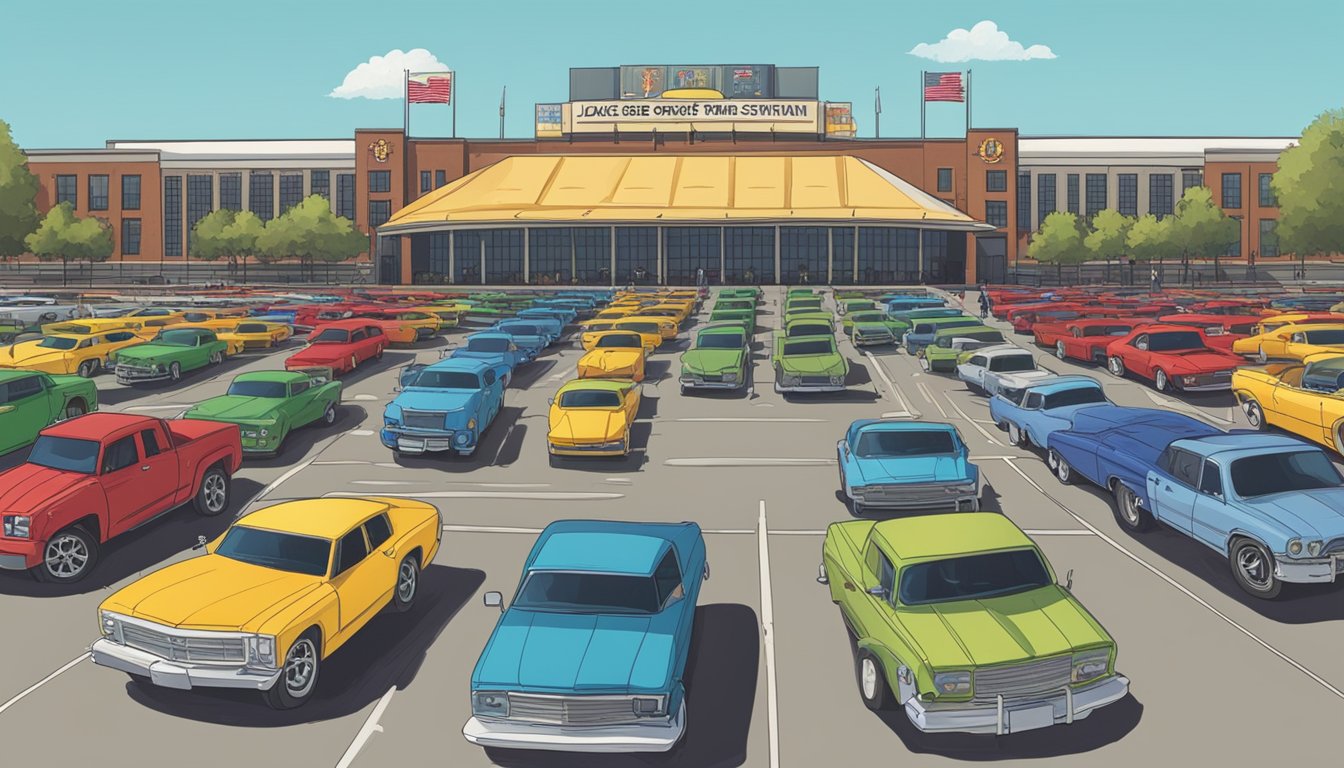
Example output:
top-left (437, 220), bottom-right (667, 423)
top-left (957, 345), bottom-right (1050, 395)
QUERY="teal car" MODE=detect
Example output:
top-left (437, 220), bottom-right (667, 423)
top-left (184, 369), bottom-right (342, 455)
top-left (774, 334), bottom-right (849, 393)
top-left (113, 327), bottom-right (229, 384)
top-left (680, 323), bottom-right (750, 392)
top-left (843, 311), bottom-right (904, 347)
top-left (0, 369), bottom-right (98, 455)
top-left (920, 325), bottom-right (1006, 372)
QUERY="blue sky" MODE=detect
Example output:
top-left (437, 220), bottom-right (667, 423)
top-left (0, 0), bottom-right (1334, 147)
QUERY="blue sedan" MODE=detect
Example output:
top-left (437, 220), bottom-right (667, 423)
top-left (988, 375), bottom-right (1110, 448)
top-left (836, 419), bottom-right (979, 515)
top-left (451, 332), bottom-right (529, 373)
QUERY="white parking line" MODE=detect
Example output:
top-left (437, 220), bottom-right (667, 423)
top-left (664, 457), bottom-right (834, 467)
top-left (917, 382), bottom-right (951, 418)
top-left (334, 685), bottom-right (395, 768)
top-left (443, 524), bottom-right (543, 534)
top-left (1000, 457), bottom-right (1344, 701)
top-left (0, 653), bottom-right (89, 717)
top-left (943, 394), bottom-right (1003, 446)
top-left (756, 500), bottom-right (781, 768)
top-left (330, 491), bottom-right (624, 501)
top-left (861, 350), bottom-right (913, 412)
top-left (1144, 390), bottom-right (1235, 425)
top-left (673, 417), bottom-right (827, 423)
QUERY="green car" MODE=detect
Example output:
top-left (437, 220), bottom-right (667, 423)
top-left (709, 299), bottom-right (756, 324)
top-left (113, 327), bottom-right (229, 384)
top-left (787, 288), bottom-right (819, 298)
top-left (0, 369), bottom-right (98, 455)
top-left (786, 296), bottom-right (827, 313)
top-left (773, 334), bottom-right (848, 393)
top-left (839, 299), bottom-right (877, 316)
top-left (819, 512), bottom-right (1128, 734)
top-left (679, 323), bottom-right (750, 393)
top-left (718, 288), bottom-right (760, 302)
top-left (184, 369), bottom-right (343, 455)
top-left (921, 325), bottom-right (1006, 372)
top-left (833, 289), bottom-right (865, 301)
top-left (842, 311), bottom-right (904, 347)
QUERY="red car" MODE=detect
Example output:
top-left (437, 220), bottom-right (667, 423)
top-left (1155, 313), bottom-right (1260, 351)
top-left (0, 413), bottom-right (242, 583)
top-left (1104, 324), bottom-right (1243, 392)
top-left (1039, 318), bottom-right (1151, 364)
top-left (285, 319), bottom-right (387, 375)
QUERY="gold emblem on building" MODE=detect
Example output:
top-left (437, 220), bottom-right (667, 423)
top-left (368, 139), bottom-right (394, 163)
top-left (978, 137), bottom-right (1005, 164)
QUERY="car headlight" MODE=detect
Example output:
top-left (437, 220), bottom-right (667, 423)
top-left (99, 610), bottom-right (117, 637)
top-left (259, 428), bottom-right (270, 438)
top-left (722, 372), bottom-right (738, 381)
top-left (1308, 540), bottom-right (1323, 557)
top-left (246, 634), bottom-right (277, 667)
top-left (1287, 538), bottom-right (1304, 557)
top-left (830, 375), bottom-right (844, 385)
top-left (1071, 650), bottom-right (1111, 683)
top-left (2, 515), bottom-right (30, 538)
top-left (631, 696), bottom-right (666, 717)
top-left (472, 692), bottom-right (510, 718)
top-left (1182, 375), bottom-right (1198, 385)
top-left (933, 670), bottom-right (971, 695)
top-left (154, 364), bottom-right (166, 372)
top-left (455, 431), bottom-right (472, 446)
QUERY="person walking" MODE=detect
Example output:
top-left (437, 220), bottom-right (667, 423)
top-left (1150, 267), bottom-right (1161, 293)
top-left (695, 266), bottom-right (705, 287)
top-left (978, 285), bottom-right (991, 319)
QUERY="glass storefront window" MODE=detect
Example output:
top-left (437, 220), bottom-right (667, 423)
top-left (530, 228), bottom-right (571, 283)
top-left (616, 227), bottom-right (658, 285)
top-left (781, 227), bottom-right (828, 286)
top-left (664, 227), bottom-right (720, 285)
top-left (573, 228), bottom-right (611, 285)
top-left (724, 227), bottom-right (774, 285)
top-left (857, 228), bottom-right (918, 284)
top-left (831, 228), bottom-right (855, 284)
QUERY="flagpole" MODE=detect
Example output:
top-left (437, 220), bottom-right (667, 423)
top-left (920, 71), bottom-right (926, 140)
top-left (403, 70), bottom-right (410, 139)
top-left (499, 85), bottom-right (506, 139)
top-left (874, 87), bottom-right (881, 138)
top-left (966, 69), bottom-right (972, 132)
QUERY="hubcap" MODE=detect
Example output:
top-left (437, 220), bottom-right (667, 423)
top-left (861, 658), bottom-right (877, 700)
top-left (1047, 450), bottom-right (1058, 470)
top-left (325, 406), bottom-right (336, 424)
top-left (1110, 358), bottom-right (1123, 375)
top-left (44, 534), bottom-right (89, 578)
top-left (203, 474), bottom-right (227, 512)
top-left (1056, 458), bottom-right (1069, 481)
top-left (283, 639), bottom-right (317, 697)
top-left (1237, 546), bottom-right (1271, 589)
top-left (397, 560), bottom-right (417, 602)
top-left (1156, 371), bottom-right (1167, 389)
top-left (65, 405), bottom-right (83, 419)
top-left (1248, 405), bottom-right (1261, 427)
top-left (1009, 425), bottom-right (1021, 444)
top-left (1056, 342), bottom-right (1066, 359)
top-left (1120, 487), bottom-right (1139, 524)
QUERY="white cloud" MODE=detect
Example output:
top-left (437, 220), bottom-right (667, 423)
top-left (908, 21), bottom-right (1056, 63)
top-left (329, 48), bottom-right (450, 99)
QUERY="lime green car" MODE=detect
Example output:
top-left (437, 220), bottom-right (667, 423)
top-left (920, 325), bottom-right (1006, 372)
top-left (709, 299), bottom-right (756, 324)
top-left (719, 288), bottom-right (761, 302)
top-left (773, 334), bottom-right (848, 393)
top-left (842, 311), bottom-right (905, 347)
top-left (820, 513), bottom-right (1129, 734)
top-left (839, 299), bottom-right (878, 316)
top-left (0, 369), bottom-right (98, 455)
top-left (184, 369), bottom-right (343, 455)
top-left (679, 323), bottom-right (750, 392)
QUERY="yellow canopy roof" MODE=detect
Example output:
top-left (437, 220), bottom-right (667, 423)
top-left (382, 155), bottom-right (992, 233)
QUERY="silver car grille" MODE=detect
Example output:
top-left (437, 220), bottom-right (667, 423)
top-left (402, 409), bottom-right (448, 430)
top-left (801, 375), bottom-right (833, 385)
top-left (1323, 538), bottom-right (1344, 556)
top-left (120, 623), bottom-right (246, 665)
top-left (862, 484), bottom-right (955, 502)
top-left (973, 655), bottom-right (1072, 702)
top-left (506, 693), bottom-right (640, 726)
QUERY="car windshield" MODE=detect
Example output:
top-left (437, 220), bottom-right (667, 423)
top-left (1042, 386), bottom-right (1107, 409)
top-left (1304, 330), bottom-right (1344, 345)
top-left (182, 313), bottom-right (210, 322)
top-left (154, 330), bottom-right (200, 346)
top-left (718, 301), bottom-right (752, 310)
top-left (36, 337), bottom-right (78, 350)
top-left (989, 355), bottom-right (1035, 372)
top-left (227, 380), bottom-right (288, 398)
top-left (783, 339), bottom-right (833, 356)
top-left (899, 549), bottom-right (1052, 606)
top-left (788, 324), bottom-right (830, 337)
top-left (1091, 325), bottom-right (1133, 336)
top-left (697, 332), bottom-right (743, 349)
top-left (1147, 331), bottom-right (1203, 351)
top-left (595, 334), bottom-right (641, 348)
top-left (311, 329), bottom-right (350, 343)
top-left (236, 323), bottom-right (269, 334)
top-left (789, 301), bottom-right (822, 310)
top-left (850, 313), bottom-right (885, 324)
top-left (413, 370), bottom-right (480, 389)
top-left (559, 389), bottom-right (621, 408)
top-left (27, 436), bottom-right (100, 473)
top-left (214, 526), bottom-right (331, 577)
top-left (854, 429), bottom-right (956, 457)
top-left (505, 325), bottom-right (542, 335)
top-left (619, 323), bottom-right (658, 334)
top-left (467, 338), bottom-right (509, 352)
top-left (1231, 451), bottom-right (1344, 497)
top-left (513, 571), bottom-right (660, 614)
top-left (961, 331), bottom-right (1005, 343)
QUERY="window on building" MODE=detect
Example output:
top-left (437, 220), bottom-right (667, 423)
top-left (453, 230), bottom-right (481, 283)
top-left (1037, 174), bottom-right (1057, 227)
top-left (88, 175), bottom-right (109, 211)
top-left (922, 231), bottom-right (956, 284)
top-left (1085, 174), bottom-right (1107, 217)
top-left (310, 170), bottom-right (329, 200)
top-left (573, 228), bottom-right (610, 284)
top-left (56, 175), bottom-right (77, 207)
top-left (529, 227), bottom-right (571, 283)
top-left (219, 173), bottom-right (242, 211)
top-left (781, 226), bottom-right (828, 284)
top-left (724, 227), bottom-right (775, 284)
top-left (368, 200), bottom-right (392, 228)
top-left (616, 227), bottom-right (658, 284)
top-left (249, 172), bottom-right (274, 221)
top-left (368, 170), bottom-right (391, 193)
top-left (1182, 170), bottom-right (1203, 193)
top-left (186, 175), bottom-right (213, 252)
top-left (1118, 174), bottom-right (1138, 217)
top-left (985, 201), bottom-right (1008, 228)
top-left (664, 227), bottom-right (721, 285)
top-left (831, 228), bottom-right (855, 284)
top-left (1222, 173), bottom-right (1242, 209)
top-left (1149, 174), bottom-right (1174, 218)
top-left (1016, 173), bottom-right (1032, 230)
top-left (1260, 219), bottom-right (1279, 258)
top-left (936, 168), bottom-right (953, 193)
top-left (986, 170), bottom-right (1007, 193)
top-left (420, 171), bottom-right (432, 194)
top-left (421, 232), bottom-right (450, 279)
top-left (279, 173), bottom-right (303, 213)
top-left (1259, 173), bottom-right (1277, 207)
top-left (481, 229), bottom-right (523, 283)
top-left (121, 219), bottom-right (141, 256)
top-left (1227, 217), bottom-right (1242, 256)
top-left (435, 170), bottom-right (447, 188)
top-left (1066, 174), bottom-right (1080, 214)
top-left (163, 175), bottom-right (183, 258)
top-left (121, 175), bottom-right (141, 210)
top-left (857, 228), bottom-right (919, 284)
top-left (336, 174), bottom-right (355, 220)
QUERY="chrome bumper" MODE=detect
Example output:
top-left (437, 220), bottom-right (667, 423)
top-left (1275, 554), bottom-right (1344, 584)
top-left (775, 382), bottom-right (845, 393)
top-left (904, 675), bottom-right (1129, 735)
top-left (90, 638), bottom-right (281, 691)
top-left (463, 700), bottom-right (685, 753)
top-left (114, 366), bottom-right (170, 382)
top-left (680, 376), bottom-right (743, 390)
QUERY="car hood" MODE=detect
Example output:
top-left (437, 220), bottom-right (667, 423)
top-left (550, 408), bottom-right (625, 440)
top-left (186, 395), bottom-right (282, 422)
top-left (4, 343), bottom-right (75, 365)
top-left (778, 354), bottom-right (846, 374)
top-left (1239, 488), bottom-right (1344, 540)
top-left (392, 388), bottom-right (476, 413)
top-left (897, 586), bottom-right (1109, 669)
top-left (0, 464), bottom-right (97, 514)
top-left (855, 454), bottom-right (970, 484)
top-left (681, 348), bottom-right (743, 373)
top-left (287, 346), bottom-right (344, 364)
top-left (1155, 350), bottom-right (1239, 372)
top-left (102, 555), bottom-right (325, 631)
top-left (472, 610), bottom-right (677, 693)
top-left (580, 349), bottom-right (641, 372)
top-left (115, 344), bottom-right (181, 361)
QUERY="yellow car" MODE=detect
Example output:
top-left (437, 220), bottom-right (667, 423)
top-left (41, 316), bottom-right (176, 338)
top-left (91, 496), bottom-right (442, 709)
top-left (180, 309), bottom-right (249, 324)
top-left (618, 315), bottom-right (678, 341)
top-left (0, 329), bottom-right (145, 377)
top-left (578, 318), bottom-right (623, 347)
top-left (1233, 356), bottom-right (1344, 453)
top-left (547, 378), bottom-right (642, 459)
top-left (1231, 314), bottom-right (1344, 357)
top-left (611, 320), bottom-right (664, 350)
top-left (212, 319), bottom-right (295, 350)
top-left (577, 331), bottom-right (649, 382)
top-left (641, 304), bottom-right (692, 324)
top-left (1234, 322), bottom-right (1344, 362)
top-left (374, 310), bottom-right (442, 341)
top-left (409, 305), bottom-right (461, 329)
top-left (595, 306), bottom-right (642, 320)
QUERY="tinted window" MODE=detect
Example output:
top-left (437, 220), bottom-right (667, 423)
top-left (1231, 451), bottom-right (1344, 497)
top-left (156, 330), bottom-right (204, 346)
top-left (968, 356), bottom-right (987, 368)
top-left (350, 329), bottom-right (367, 342)
top-left (783, 339), bottom-right (833, 356)
top-left (140, 429), bottom-right (161, 458)
top-left (227, 380), bottom-right (288, 398)
top-left (595, 334), bottom-right (642, 348)
top-left (618, 323), bottom-right (658, 334)
top-left (1166, 449), bottom-right (1202, 486)
top-left (215, 526), bottom-right (331, 577)
top-left (1025, 392), bottom-right (1044, 409)
top-left (367, 326), bottom-right (383, 338)
top-left (28, 436), bottom-right (99, 473)
top-left (364, 514), bottom-right (392, 550)
top-left (653, 550), bottom-right (683, 606)
top-left (788, 324), bottom-right (830, 337)
top-left (5, 376), bottom-right (43, 401)
top-left (1199, 461), bottom-right (1222, 496)
top-left (854, 429), bottom-right (956, 457)
top-left (1147, 332), bottom-right (1204, 351)
top-left (898, 549), bottom-right (1052, 605)
top-left (559, 389), bottom-right (622, 408)
top-left (514, 571), bottom-right (659, 614)
top-left (36, 337), bottom-right (78, 350)
top-left (989, 355), bottom-right (1035, 372)
top-left (106, 331), bottom-right (136, 342)
top-left (1304, 329), bottom-right (1344, 345)
top-left (312, 329), bottom-right (350, 343)
top-left (101, 435), bottom-right (139, 473)
top-left (467, 337), bottom-right (509, 352)
top-left (333, 529), bottom-right (369, 577)
top-left (697, 332), bottom-right (744, 349)
top-left (1042, 386), bottom-right (1107, 409)
top-left (483, 369), bottom-right (497, 386)
top-left (412, 370), bottom-right (481, 389)
top-left (877, 552), bottom-right (896, 602)
top-left (236, 323), bottom-right (269, 334)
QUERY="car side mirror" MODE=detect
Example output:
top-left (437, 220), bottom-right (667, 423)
top-left (483, 591), bottom-right (504, 611)
top-left (703, 562), bottom-right (711, 582)
top-left (1065, 569), bottom-right (1074, 591)
top-left (547, 397), bottom-right (554, 405)
top-left (867, 585), bottom-right (886, 597)
top-left (192, 534), bottom-right (208, 552)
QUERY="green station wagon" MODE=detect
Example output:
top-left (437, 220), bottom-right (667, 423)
top-left (0, 369), bottom-right (98, 455)
top-left (183, 369), bottom-right (343, 455)
top-left (113, 327), bottom-right (229, 384)
top-left (680, 323), bottom-right (750, 392)
top-left (819, 513), bottom-right (1129, 735)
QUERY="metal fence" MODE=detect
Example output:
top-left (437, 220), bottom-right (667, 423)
top-left (0, 260), bottom-right (372, 287)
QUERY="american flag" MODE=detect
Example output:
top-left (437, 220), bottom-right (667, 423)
top-left (408, 72), bottom-right (452, 104)
top-left (923, 72), bottom-right (964, 103)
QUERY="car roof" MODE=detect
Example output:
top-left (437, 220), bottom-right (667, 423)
top-left (532, 529), bottom-right (671, 576)
top-left (979, 345), bottom-right (1032, 357)
top-left (467, 331), bottom-right (511, 340)
top-left (1027, 375), bottom-right (1101, 394)
top-left (42, 412), bottom-right (147, 439)
top-left (1067, 405), bottom-right (1218, 440)
top-left (851, 418), bottom-right (955, 434)
top-left (313, 318), bottom-right (378, 330)
top-left (698, 322), bottom-right (747, 333)
top-left (234, 371), bottom-right (307, 383)
top-left (556, 378), bottom-right (634, 394)
top-left (239, 498), bottom-right (392, 540)
top-left (1173, 433), bottom-right (1315, 458)
top-left (872, 513), bottom-right (1035, 562)
top-left (425, 357), bottom-right (489, 373)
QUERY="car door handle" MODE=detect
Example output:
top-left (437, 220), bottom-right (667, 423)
top-left (140, 465), bottom-right (151, 471)
top-left (1164, 485), bottom-right (1173, 492)
top-left (843, 581), bottom-right (856, 591)
top-left (382, 547), bottom-right (396, 558)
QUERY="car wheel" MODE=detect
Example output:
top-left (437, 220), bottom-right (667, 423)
top-left (1107, 356), bottom-right (1126, 377)
top-left (622, 428), bottom-right (632, 456)
top-left (1257, 345), bottom-right (1268, 364)
top-left (1055, 341), bottom-right (1067, 360)
top-left (193, 465), bottom-right (230, 516)
top-left (1244, 399), bottom-right (1266, 430)
top-left (375, 347), bottom-right (384, 361)
top-left (350, 355), bottom-right (358, 372)
top-left (918, 357), bottom-right (929, 371)
top-left (1112, 481), bottom-right (1154, 532)
top-left (264, 632), bottom-right (321, 709)
top-left (76, 359), bottom-right (98, 378)
top-left (856, 650), bottom-right (890, 711)
top-left (392, 553), bottom-right (420, 613)
top-left (322, 403), bottom-right (337, 426)
top-left (209, 351), bottom-right (223, 365)
top-left (33, 525), bottom-right (99, 583)
top-left (1154, 369), bottom-right (1170, 392)
top-left (169, 362), bottom-right (182, 381)
top-left (1050, 450), bottom-right (1075, 484)
top-left (1230, 539), bottom-right (1282, 599)
top-left (63, 399), bottom-right (87, 420)
top-left (1007, 423), bottom-right (1027, 447)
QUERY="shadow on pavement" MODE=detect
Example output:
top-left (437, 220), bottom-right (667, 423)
top-left (124, 564), bottom-right (484, 726)
top-left (511, 360), bottom-right (558, 390)
top-left (484, 603), bottom-right (760, 768)
top-left (341, 352), bottom-right (416, 387)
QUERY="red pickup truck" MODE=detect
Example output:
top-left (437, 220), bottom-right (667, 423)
top-left (0, 412), bottom-right (242, 583)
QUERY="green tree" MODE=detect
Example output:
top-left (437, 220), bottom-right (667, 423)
top-left (1084, 209), bottom-right (1134, 283)
top-left (256, 196), bottom-right (366, 281)
top-left (1170, 186), bottom-right (1238, 283)
top-left (24, 202), bottom-right (114, 286)
top-left (1126, 214), bottom-right (1172, 288)
top-left (0, 119), bottom-right (41, 262)
top-left (192, 209), bottom-right (265, 282)
top-left (1028, 211), bottom-right (1087, 285)
top-left (1275, 109), bottom-right (1344, 278)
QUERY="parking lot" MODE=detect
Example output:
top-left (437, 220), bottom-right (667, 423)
top-left (1, 286), bottom-right (1341, 767)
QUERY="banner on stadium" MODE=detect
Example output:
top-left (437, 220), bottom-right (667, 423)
top-left (568, 99), bottom-right (820, 133)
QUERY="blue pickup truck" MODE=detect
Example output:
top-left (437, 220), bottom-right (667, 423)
top-left (463, 520), bottom-right (708, 754)
top-left (381, 357), bottom-right (506, 456)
